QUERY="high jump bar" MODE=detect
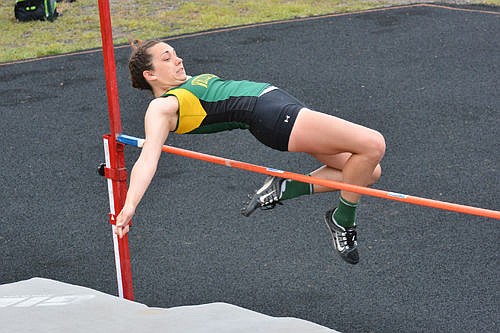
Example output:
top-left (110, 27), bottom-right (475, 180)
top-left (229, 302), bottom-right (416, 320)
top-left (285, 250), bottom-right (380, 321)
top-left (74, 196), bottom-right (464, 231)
top-left (118, 134), bottom-right (499, 220)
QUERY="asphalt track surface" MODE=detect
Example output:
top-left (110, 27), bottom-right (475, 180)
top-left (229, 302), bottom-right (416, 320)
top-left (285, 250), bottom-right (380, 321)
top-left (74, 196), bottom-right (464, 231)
top-left (1, 4), bottom-right (498, 333)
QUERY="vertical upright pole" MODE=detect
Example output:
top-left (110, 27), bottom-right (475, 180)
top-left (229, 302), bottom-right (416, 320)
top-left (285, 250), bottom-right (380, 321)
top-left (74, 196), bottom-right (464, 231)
top-left (98, 0), bottom-right (134, 300)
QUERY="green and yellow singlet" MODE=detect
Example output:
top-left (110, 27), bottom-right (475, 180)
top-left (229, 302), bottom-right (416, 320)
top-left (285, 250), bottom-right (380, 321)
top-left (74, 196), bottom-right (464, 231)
top-left (163, 74), bottom-right (270, 134)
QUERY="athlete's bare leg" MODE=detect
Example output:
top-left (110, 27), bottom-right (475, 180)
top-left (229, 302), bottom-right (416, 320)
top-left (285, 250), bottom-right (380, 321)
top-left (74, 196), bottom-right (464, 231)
top-left (288, 108), bottom-right (385, 202)
top-left (307, 154), bottom-right (382, 193)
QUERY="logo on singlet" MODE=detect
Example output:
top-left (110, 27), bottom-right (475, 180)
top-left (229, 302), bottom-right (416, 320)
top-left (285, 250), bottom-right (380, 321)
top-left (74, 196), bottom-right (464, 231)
top-left (191, 74), bottom-right (218, 88)
top-left (284, 115), bottom-right (291, 123)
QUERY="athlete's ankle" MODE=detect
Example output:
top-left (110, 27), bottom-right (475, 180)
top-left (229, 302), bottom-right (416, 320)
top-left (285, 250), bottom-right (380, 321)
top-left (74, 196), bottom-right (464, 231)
top-left (333, 196), bottom-right (358, 228)
top-left (279, 178), bottom-right (313, 200)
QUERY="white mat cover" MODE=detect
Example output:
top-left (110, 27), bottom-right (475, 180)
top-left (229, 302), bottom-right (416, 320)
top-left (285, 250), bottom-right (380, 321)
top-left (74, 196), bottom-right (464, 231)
top-left (0, 278), bottom-right (339, 333)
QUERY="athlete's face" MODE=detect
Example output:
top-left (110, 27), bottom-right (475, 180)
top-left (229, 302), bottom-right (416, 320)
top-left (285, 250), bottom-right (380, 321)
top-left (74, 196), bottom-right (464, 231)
top-left (144, 42), bottom-right (187, 89)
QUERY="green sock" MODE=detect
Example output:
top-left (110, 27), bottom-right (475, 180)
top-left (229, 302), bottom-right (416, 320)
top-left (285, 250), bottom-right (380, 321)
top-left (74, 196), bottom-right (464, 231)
top-left (333, 196), bottom-right (358, 228)
top-left (280, 179), bottom-right (313, 200)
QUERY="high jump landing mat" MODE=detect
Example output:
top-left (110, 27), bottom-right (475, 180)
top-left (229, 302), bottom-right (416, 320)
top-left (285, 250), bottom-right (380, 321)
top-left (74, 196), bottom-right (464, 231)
top-left (0, 278), bottom-right (339, 333)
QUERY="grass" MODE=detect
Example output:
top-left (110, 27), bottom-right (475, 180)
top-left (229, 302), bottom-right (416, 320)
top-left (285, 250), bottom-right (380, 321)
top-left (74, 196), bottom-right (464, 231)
top-left (1, 0), bottom-right (499, 63)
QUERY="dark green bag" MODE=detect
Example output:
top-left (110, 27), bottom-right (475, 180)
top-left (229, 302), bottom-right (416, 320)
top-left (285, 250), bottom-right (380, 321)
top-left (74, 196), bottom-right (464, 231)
top-left (15, 0), bottom-right (58, 22)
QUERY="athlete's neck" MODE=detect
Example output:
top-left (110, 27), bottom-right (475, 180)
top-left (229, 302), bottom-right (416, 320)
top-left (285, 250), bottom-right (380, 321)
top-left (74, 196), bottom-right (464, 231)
top-left (153, 76), bottom-right (191, 97)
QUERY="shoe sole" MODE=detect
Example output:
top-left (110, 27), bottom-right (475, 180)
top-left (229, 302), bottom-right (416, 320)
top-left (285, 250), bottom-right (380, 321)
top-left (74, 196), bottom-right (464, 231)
top-left (241, 177), bottom-right (280, 217)
top-left (241, 194), bottom-right (260, 217)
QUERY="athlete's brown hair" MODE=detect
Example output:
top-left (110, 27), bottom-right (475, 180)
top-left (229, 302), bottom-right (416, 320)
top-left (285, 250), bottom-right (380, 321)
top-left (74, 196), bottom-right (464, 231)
top-left (128, 39), bottom-right (162, 92)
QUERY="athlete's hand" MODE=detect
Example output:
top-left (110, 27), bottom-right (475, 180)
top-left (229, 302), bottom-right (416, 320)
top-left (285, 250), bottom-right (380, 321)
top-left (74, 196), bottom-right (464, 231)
top-left (115, 204), bottom-right (135, 239)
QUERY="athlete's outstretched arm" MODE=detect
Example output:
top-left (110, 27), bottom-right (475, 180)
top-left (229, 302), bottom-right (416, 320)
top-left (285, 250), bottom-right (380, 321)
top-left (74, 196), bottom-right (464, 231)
top-left (115, 97), bottom-right (179, 238)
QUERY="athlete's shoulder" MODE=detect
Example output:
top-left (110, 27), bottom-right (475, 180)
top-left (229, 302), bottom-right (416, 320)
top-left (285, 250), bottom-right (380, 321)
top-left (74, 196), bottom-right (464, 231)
top-left (148, 95), bottom-right (179, 115)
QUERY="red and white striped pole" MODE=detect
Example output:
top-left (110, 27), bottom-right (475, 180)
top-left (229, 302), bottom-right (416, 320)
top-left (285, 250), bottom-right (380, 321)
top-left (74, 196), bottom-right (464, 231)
top-left (98, 0), bottom-right (134, 300)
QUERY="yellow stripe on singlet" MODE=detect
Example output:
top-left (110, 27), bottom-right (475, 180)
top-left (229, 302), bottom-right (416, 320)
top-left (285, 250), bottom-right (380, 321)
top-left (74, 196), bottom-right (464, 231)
top-left (168, 88), bottom-right (207, 134)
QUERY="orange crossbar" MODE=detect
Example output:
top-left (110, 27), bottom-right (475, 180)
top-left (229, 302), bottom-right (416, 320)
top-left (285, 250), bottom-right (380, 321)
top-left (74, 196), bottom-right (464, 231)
top-left (117, 135), bottom-right (499, 220)
top-left (157, 145), bottom-right (499, 220)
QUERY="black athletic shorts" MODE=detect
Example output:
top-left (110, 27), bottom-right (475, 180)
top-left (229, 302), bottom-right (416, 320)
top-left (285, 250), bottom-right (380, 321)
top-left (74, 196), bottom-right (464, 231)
top-left (249, 88), bottom-right (305, 151)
